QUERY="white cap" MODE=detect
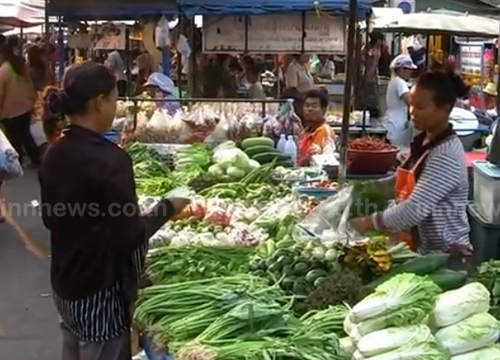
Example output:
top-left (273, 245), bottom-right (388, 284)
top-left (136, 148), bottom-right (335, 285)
top-left (390, 54), bottom-right (417, 70)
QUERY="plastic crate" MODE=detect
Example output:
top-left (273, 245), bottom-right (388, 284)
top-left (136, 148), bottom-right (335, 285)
top-left (472, 161), bottom-right (500, 223)
top-left (468, 203), bottom-right (500, 265)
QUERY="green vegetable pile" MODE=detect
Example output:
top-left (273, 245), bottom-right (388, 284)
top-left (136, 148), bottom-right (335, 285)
top-left (250, 244), bottom-right (341, 297)
top-left (146, 246), bottom-right (253, 284)
top-left (134, 274), bottom-right (350, 360)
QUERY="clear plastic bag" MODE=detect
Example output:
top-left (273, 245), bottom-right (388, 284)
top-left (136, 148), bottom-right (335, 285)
top-left (0, 129), bottom-right (23, 181)
top-left (298, 185), bottom-right (360, 243)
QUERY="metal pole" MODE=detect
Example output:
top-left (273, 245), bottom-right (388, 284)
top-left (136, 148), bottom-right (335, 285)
top-left (361, 10), bottom-right (371, 135)
top-left (496, 17), bottom-right (500, 113)
top-left (338, 0), bottom-right (358, 185)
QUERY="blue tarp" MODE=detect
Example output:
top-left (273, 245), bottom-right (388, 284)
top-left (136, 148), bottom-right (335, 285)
top-left (46, 1), bottom-right (178, 18)
top-left (178, 0), bottom-right (372, 18)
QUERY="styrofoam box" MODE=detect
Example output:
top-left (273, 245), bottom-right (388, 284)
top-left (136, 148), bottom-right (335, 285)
top-left (473, 161), bottom-right (500, 224)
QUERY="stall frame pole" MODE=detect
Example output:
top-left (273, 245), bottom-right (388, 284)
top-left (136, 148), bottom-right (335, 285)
top-left (58, 17), bottom-right (65, 81)
top-left (339, 0), bottom-right (358, 185)
top-left (361, 10), bottom-right (371, 135)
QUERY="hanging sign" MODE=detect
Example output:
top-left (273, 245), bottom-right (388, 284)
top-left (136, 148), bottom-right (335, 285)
top-left (91, 23), bottom-right (126, 50)
top-left (459, 44), bottom-right (483, 76)
top-left (203, 13), bottom-right (346, 54)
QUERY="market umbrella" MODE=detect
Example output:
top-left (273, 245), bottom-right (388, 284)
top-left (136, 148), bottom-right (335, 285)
top-left (380, 12), bottom-right (500, 38)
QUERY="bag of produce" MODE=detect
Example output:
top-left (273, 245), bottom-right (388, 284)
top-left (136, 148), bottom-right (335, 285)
top-left (363, 342), bottom-right (449, 360)
top-left (0, 128), bottom-right (23, 181)
top-left (350, 273), bottom-right (441, 323)
top-left (147, 108), bottom-right (170, 131)
top-left (435, 313), bottom-right (500, 355)
top-left (299, 185), bottom-right (357, 242)
top-left (451, 347), bottom-right (500, 360)
top-left (357, 324), bottom-right (434, 358)
top-left (429, 282), bottom-right (491, 328)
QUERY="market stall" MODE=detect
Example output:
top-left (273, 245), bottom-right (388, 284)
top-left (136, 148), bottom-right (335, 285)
top-left (126, 140), bottom-right (500, 360)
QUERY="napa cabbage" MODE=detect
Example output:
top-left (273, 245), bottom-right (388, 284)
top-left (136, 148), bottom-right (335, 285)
top-left (357, 324), bottom-right (434, 358)
top-left (451, 346), bottom-right (500, 360)
top-left (364, 342), bottom-right (449, 360)
top-left (434, 312), bottom-right (500, 355)
top-left (429, 282), bottom-right (490, 328)
top-left (350, 273), bottom-right (441, 323)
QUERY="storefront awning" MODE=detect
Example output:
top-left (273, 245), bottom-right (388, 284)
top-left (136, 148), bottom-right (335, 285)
top-left (178, 0), bottom-right (373, 18)
top-left (0, 0), bottom-right (44, 27)
top-left (380, 12), bottom-right (500, 38)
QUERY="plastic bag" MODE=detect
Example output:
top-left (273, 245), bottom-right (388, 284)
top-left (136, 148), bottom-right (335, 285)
top-left (155, 16), bottom-right (170, 48)
top-left (298, 185), bottom-right (359, 243)
top-left (147, 109), bottom-right (170, 132)
top-left (0, 129), bottom-right (23, 181)
top-left (204, 113), bottom-right (230, 145)
top-left (30, 120), bottom-right (47, 147)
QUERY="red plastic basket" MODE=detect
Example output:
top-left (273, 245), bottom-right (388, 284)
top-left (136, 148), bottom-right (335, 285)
top-left (347, 148), bottom-right (399, 175)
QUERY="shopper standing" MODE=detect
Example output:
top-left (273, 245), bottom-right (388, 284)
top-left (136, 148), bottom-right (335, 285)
top-left (382, 54), bottom-right (416, 148)
top-left (285, 54), bottom-right (314, 93)
top-left (0, 44), bottom-right (40, 166)
top-left (39, 61), bottom-right (189, 360)
top-left (105, 50), bottom-right (127, 96)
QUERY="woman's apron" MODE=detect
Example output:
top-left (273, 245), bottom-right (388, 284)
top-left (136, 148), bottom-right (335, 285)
top-left (394, 150), bottom-right (430, 251)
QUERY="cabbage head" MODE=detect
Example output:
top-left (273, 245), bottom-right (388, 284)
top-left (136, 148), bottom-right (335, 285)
top-left (357, 324), bottom-right (434, 358)
top-left (430, 282), bottom-right (490, 328)
top-left (364, 342), bottom-right (449, 360)
top-left (435, 312), bottom-right (500, 355)
top-left (451, 346), bottom-right (500, 360)
top-left (350, 274), bottom-right (441, 323)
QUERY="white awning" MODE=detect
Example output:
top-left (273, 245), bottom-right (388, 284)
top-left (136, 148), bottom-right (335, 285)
top-left (380, 12), bottom-right (500, 38)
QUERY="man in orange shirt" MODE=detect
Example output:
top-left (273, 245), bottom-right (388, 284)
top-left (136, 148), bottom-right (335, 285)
top-left (297, 89), bottom-right (336, 166)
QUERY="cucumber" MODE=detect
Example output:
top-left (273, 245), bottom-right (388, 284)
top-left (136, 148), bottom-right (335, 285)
top-left (244, 145), bottom-right (279, 157)
top-left (252, 152), bottom-right (292, 164)
top-left (275, 160), bottom-right (294, 168)
top-left (305, 269), bottom-right (327, 284)
top-left (241, 137), bottom-right (275, 150)
top-left (367, 253), bottom-right (450, 290)
top-left (429, 269), bottom-right (468, 291)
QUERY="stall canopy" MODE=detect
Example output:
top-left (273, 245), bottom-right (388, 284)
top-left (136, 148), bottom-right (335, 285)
top-left (46, 0), bottom-right (177, 19)
top-left (417, 0), bottom-right (500, 16)
top-left (177, 0), bottom-right (373, 18)
top-left (380, 12), bottom-right (500, 37)
top-left (0, 0), bottom-right (44, 27)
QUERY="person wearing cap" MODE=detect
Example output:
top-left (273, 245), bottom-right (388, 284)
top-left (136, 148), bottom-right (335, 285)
top-left (144, 72), bottom-right (180, 115)
top-left (382, 54), bottom-right (416, 149)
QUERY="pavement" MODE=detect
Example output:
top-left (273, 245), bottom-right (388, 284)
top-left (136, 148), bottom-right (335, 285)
top-left (0, 169), bottom-right (59, 360)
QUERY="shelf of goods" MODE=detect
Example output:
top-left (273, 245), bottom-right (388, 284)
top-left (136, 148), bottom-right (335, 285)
top-left (126, 138), bottom-right (500, 360)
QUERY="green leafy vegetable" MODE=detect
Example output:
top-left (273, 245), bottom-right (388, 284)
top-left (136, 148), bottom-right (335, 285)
top-left (350, 273), bottom-right (441, 323)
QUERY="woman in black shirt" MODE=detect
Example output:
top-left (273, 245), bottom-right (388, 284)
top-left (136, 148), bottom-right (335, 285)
top-left (39, 61), bottom-right (188, 360)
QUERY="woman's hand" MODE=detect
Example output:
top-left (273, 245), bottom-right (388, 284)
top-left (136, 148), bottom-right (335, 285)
top-left (349, 216), bottom-right (375, 234)
top-left (169, 197), bottom-right (191, 215)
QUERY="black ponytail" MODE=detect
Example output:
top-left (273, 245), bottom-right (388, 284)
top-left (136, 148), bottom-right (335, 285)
top-left (416, 70), bottom-right (468, 110)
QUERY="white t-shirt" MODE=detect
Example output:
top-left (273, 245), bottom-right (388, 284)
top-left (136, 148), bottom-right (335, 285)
top-left (285, 61), bottom-right (314, 93)
top-left (383, 76), bottom-right (411, 147)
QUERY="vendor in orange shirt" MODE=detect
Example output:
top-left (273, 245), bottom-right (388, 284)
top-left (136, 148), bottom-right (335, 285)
top-left (297, 89), bottom-right (336, 166)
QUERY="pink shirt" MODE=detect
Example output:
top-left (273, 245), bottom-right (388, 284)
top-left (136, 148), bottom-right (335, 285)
top-left (0, 62), bottom-right (35, 119)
